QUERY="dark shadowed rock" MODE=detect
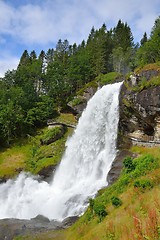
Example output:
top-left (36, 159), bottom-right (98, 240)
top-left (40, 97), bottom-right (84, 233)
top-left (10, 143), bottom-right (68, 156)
top-left (62, 216), bottom-right (79, 228)
top-left (38, 164), bottom-right (56, 182)
top-left (107, 150), bottom-right (136, 185)
top-left (68, 86), bottom-right (97, 117)
top-left (0, 214), bottom-right (79, 239)
top-left (118, 81), bottom-right (160, 148)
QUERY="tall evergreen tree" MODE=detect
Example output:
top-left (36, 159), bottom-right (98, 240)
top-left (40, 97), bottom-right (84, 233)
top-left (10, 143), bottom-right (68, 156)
top-left (140, 32), bottom-right (148, 46)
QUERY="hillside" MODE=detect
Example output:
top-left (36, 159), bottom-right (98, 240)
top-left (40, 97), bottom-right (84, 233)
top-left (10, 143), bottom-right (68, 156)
top-left (13, 149), bottom-right (160, 240)
top-left (0, 16), bottom-right (159, 240)
top-left (0, 113), bottom-right (76, 182)
top-left (1, 63), bottom-right (157, 240)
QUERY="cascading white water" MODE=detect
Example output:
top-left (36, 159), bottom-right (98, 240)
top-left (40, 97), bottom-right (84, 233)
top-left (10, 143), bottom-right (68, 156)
top-left (0, 82), bottom-right (122, 221)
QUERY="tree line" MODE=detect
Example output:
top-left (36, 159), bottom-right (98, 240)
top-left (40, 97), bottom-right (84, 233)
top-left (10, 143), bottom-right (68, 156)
top-left (0, 17), bottom-right (159, 145)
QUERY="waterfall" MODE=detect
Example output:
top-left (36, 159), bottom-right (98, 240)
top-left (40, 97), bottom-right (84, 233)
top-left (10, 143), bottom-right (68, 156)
top-left (0, 82), bottom-right (122, 221)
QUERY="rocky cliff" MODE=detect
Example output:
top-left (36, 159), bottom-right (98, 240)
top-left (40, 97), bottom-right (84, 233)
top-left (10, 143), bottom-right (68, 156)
top-left (118, 64), bottom-right (160, 149)
top-left (108, 63), bottom-right (160, 184)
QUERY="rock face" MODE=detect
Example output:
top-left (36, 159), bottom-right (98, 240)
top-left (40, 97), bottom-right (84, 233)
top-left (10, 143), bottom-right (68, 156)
top-left (68, 86), bottom-right (97, 117)
top-left (0, 215), bottom-right (78, 240)
top-left (118, 70), bottom-right (160, 148)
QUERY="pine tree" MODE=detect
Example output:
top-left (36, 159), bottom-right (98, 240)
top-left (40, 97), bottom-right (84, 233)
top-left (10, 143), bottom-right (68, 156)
top-left (140, 32), bottom-right (148, 46)
top-left (18, 50), bottom-right (30, 67)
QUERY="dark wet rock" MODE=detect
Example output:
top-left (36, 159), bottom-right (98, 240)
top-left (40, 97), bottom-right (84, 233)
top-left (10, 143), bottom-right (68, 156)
top-left (31, 214), bottom-right (50, 223)
top-left (38, 164), bottom-right (56, 182)
top-left (107, 150), bottom-right (137, 185)
top-left (0, 215), bottom-right (79, 239)
top-left (68, 86), bottom-right (97, 117)
top-left (61, 216), bottom-right (79, 228)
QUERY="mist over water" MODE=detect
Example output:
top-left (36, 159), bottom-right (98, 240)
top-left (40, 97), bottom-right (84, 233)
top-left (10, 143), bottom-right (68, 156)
top-left (0, 82), bottom-right (122, 221)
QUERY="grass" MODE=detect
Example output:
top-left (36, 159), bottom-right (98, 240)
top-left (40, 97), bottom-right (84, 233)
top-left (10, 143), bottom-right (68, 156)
top-left (76, 80), bottom-right (98, 96)
top-left (9, 145), bottom-right (160, 240)
top-left (13, 229), bottom-right (67, 240)
top-left (0, 113), bottom-right (76, 179)
top-left (64, 146), bottom-right (160, 240)
top-left (132, 75), bottom-right (160, 92)
top-left (69, 72), bottom-right (122, 107)
top-left (55, 113), bottom-right (77, 125)
top-left (25, 127), bottom-right (74, 174)
top-left (70, 96), bottom-right (85, 107)
top-left (135, 62), bottom-right (160, 74)
top-left (0, 141), bottom-right (31, 179)
top-left (96, 72), bottom-right (123, 86)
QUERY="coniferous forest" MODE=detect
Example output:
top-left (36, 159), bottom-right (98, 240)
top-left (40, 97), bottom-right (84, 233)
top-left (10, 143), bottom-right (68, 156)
top-left (0, 17), bottom-right (160, 146)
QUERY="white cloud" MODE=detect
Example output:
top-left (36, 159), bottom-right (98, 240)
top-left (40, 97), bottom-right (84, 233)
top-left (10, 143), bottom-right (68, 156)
top-left (0, 0), bottom-right (159, 45)
top-left (0, 55), bottom-right (19, 77)
top-left (0, 0), bottom-right (159, 76)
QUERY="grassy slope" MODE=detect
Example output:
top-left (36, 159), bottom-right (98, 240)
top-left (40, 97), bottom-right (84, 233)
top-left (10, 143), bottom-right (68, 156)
top-left (16, 146), bottom-right (160, 240)
top-left (0, 113), bottom-right (76, 179)
top-left (5, 67), bottom-right (160, 239)
top-left (64, 146), bottom-right (160, 240)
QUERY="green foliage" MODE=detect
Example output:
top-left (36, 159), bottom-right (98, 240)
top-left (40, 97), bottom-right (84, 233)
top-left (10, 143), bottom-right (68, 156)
top-left (96, 72), bottom-right (122, 86)
top-left (25, 127), bottom-right (73, 174)
top-left (89, 198), bottom-right (107, 221)
top-left (82, 152), bottom-right (159, 224)
top-left (42, 126), bottom-right (64, 143)
top-left (76, 80), bottom-right (98, 96)
top-left (0, 16), bottom-right (159, 146)
top-left (111, 196), bottom-right (122, 207)
top-left (123, 156), bottom-right (135, 173)
top-left (136, 16), bottom-right (160, 65)
top-left (133, 75), bottom-right (160, 92)
top-left (89, 198), bottom-right (95, 210)
top-left (133, 179), bottom-right (153, 191)
top-left (71, 97), bottom-right (84, 107)
top-left (93, 201), bottom-right (108, 221)
top-left (133, 154), bottom-right (158, 177)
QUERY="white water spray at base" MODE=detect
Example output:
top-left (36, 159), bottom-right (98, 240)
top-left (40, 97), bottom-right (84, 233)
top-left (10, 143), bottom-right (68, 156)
top-left (0, 82), bottom-right (122, 221)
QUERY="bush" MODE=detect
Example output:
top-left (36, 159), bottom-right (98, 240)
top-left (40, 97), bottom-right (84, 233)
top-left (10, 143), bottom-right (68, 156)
top-left (89, 198), bottom-right (94, 211)
top-left (133, 179), bottom-right (153, 191)
top-left (123, 156), bottom-right (135, 173)
top-left (133, 154), bottom-right (158, 178)
top-left (93, 201), bottom-right (108, 221)
top-left (111, 196), bottom-right (122, 207)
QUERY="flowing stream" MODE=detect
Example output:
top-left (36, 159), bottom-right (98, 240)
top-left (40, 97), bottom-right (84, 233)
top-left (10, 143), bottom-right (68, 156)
top-left (0, 82), bottom-right (122, 221)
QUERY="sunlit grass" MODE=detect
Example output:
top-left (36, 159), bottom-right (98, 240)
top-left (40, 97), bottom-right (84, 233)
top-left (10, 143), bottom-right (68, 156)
top-left (0, 113), bottom-right (76, 179)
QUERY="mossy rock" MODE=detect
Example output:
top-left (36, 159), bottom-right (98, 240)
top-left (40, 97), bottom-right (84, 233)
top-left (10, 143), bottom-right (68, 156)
top-left (96, 72), bottom-right (123, 86)
top-left (135, 62), bottom-right (160, 74)
top-left (41, 125), bottom-right (65, 145)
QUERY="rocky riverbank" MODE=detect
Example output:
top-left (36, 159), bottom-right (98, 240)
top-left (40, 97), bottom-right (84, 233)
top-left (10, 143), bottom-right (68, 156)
top-left (0, 215), bottom-right (78, 240)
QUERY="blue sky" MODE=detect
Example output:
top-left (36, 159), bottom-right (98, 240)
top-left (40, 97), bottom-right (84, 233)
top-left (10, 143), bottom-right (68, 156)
top-left (0, 0), bottom-right (159, 77)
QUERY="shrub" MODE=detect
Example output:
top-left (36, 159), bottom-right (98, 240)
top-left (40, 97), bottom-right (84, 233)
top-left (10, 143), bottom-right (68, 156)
top-left (111, 196), bottom-right (122, 207)
top-left (133, 179), bottom-right (153, 191)
top-left (133, 154), bottom-right (158, 178)
top-left (71, 97), bottom-right (84, 106)
top-left (89, 198), bottom-right (94, 211)
top-left (123, 156), bottom-right (135, 173)
top-left (93, 201), bottom-right (108, 221)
